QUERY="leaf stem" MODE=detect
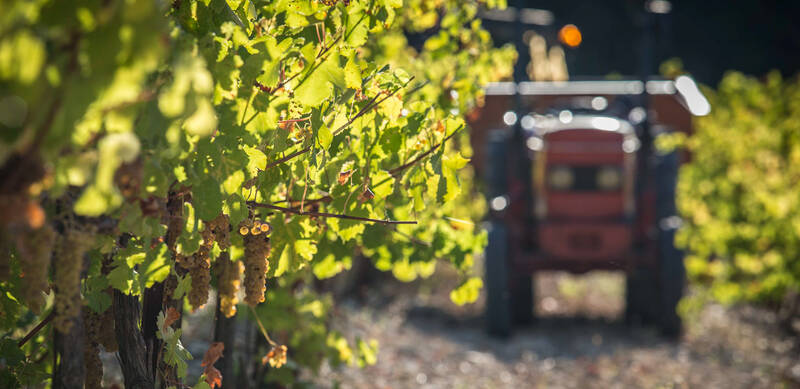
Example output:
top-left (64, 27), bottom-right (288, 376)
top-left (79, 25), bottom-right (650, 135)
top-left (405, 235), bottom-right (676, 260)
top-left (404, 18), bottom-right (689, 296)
top-left (248, 305), bottom-right (277, 347)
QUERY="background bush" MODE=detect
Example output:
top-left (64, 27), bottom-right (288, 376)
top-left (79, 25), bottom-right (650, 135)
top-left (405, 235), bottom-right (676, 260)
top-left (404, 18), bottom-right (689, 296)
top-left (674, 71), bottom-right (800, 306)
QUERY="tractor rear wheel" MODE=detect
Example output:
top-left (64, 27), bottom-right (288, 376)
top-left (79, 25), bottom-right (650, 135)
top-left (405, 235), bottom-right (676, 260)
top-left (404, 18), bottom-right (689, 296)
top-left (485, 221), bottom-right (512, 337)
top-left (511, 273), bottom-right (534, 325)
top-left (654, 150), bottom-right (685, 338)
top-left (626, 149), bottom-right (685, 337)
top-left (625, 229), bottom-right (685, 338)
top-left (625, 265), bottom-right (659, 326)
top-left (656, 226), bottom-right (684, 338)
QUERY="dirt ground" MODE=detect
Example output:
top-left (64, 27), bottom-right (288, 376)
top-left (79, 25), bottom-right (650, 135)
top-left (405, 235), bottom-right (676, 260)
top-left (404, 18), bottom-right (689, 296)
top-left (100, 268), bottom-right (800, 388)
top-left (308, 270), bottom-right (800, 389)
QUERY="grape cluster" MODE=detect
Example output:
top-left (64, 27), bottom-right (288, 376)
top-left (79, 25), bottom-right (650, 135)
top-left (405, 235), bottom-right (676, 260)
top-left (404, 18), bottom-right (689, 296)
top-left (319, 0), bottom-right (351, 8)
top-left (15, 225), bottom-right (56, 314)
top-left (54, 228), bottom-right (94, 333)
top-left (180, 212), bottom-right (237, 311)
top-left (214, 252), bottom-right (243, 318)
top-left (263, 344), bottom-right (288, 368)
top-left (113, 160), bottom-right (142, 202)
top-left (82, 310), bottom-right (103, 389)
top-left (177, 250), bottom-right (210, 311)
top-left (240, 220), bottom-right (271, 307)
top-left (207, 213), bottom-right (231, 250)
top-left (178, 226), bottom-right (214, 311)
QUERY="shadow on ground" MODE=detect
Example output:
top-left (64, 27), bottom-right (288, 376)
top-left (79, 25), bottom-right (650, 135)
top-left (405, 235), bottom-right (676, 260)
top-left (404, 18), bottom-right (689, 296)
top-left (404, 305), bottom-right (669, 362)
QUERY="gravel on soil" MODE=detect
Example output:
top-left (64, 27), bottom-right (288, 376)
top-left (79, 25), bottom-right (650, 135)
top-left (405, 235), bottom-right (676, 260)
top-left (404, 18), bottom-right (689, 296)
top-left (308, 271), bottom-right (800, 389)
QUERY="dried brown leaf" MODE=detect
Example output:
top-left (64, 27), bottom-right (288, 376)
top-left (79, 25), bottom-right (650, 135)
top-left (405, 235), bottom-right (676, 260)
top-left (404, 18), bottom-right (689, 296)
top-left (201, 341), bottom-right (225, 367)
top-left (204, 365), bottom-right (222, 389)
top-left (338, 170), bottom-right (353, 185)
top-left (164, 307), bottom-right (181, 328)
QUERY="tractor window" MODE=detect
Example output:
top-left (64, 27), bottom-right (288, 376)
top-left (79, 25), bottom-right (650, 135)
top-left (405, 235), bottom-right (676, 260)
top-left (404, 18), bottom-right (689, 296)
top-left (548, 165), bottom-right (623, 191)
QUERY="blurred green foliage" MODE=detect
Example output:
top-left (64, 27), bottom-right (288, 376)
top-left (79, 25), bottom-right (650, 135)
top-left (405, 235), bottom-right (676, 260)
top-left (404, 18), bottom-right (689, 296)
top-left (671, 71), bottom-right (800, 305)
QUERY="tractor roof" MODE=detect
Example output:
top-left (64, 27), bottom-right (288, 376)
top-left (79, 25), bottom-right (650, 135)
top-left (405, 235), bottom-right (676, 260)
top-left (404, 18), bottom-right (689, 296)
top-left (533, 114), bottom-right (636, 136)
top-left (484, 76), bottom-right (710, 117)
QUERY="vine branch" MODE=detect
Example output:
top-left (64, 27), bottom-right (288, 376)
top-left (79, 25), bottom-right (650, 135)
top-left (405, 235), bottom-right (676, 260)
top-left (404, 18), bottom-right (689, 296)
top-left (256, 34), bottom-right (343, 94)
top-left (263, 147), bottom-right (311, 171)
top-left (247, 201), bottom-right (417, 225)
top-left (388, 125), bottom-right (463, 176)
top-left (18, 311), bottom-right (55, 348)
top-left (278, 116), bottom-right (311, 126)
top-left (332, 76), bottom-right (415, 137)
top-left (387, 226), bottom-right (431, 247)
top-left (273, 195), bottom-right (332, 208)
top-left (263, 76), bottom-right (415, 170)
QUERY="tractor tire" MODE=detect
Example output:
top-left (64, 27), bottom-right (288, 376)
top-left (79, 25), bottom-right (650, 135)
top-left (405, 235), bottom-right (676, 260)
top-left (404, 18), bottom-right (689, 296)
top-left (624, 231), bottom-right (684, 337)
top-left (626, 149), bottom-right (685, 337)
top-left (654, 150), bottom-right (685, 338)
top-left (511, 274), bottom-right (534, 325)
top-left (485, 221), bottom-right (512, 337)
top-left (485, 129), bottom-right (513, 337)
top-left (625, 265), bottom-right (659, 326)
top-left (656, 227), bottom-right (684, 338)
top-left (485, 129), bottom-right (509, 200)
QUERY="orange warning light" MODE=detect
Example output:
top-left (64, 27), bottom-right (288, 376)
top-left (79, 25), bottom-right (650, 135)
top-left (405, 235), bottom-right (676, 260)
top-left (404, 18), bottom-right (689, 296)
top-left (558, 24), bottom-right (582, 48)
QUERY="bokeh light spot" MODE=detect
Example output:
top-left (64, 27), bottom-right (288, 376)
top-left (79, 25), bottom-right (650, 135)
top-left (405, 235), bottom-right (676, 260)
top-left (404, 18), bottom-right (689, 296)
top-left (558, 24), bottom-right (582, 48)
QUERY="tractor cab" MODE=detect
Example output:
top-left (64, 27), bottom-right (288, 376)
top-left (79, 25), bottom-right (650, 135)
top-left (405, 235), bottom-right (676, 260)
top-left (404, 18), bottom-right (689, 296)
top-left (531, 114), bottom-right (638, 263)
top-left (471, 78), bottom-right (710, 338)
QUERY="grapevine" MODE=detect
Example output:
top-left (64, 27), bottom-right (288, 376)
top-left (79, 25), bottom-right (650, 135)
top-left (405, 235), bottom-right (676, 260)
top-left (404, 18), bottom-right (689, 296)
top-left (165, 190), bottom-right (186, 252)
top-left (14, 225), bottom-right (56, 314)
top-left (0, 0), bottom-right (514, 386)
top-left (163, 273), bottom-right (179, 307)
top-left (96, 304), bottom-right (118, 352)
top-left (83, 310), bottom-right (104, 389)
top-left (53, 228), bottom-right (94, 333)
top-left (0, 233), bottom-right (10, 281)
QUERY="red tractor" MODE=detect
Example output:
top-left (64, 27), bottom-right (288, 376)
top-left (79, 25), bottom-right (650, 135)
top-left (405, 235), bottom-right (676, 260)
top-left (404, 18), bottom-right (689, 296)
top-left (470, 78), bottom-right (710, 337)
